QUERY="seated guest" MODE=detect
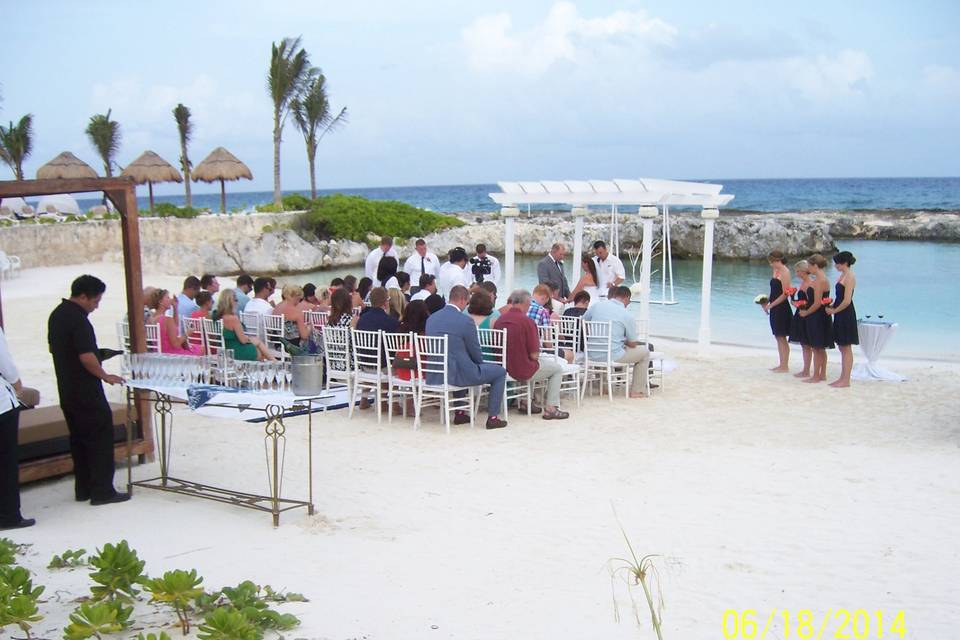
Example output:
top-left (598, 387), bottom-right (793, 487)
top-left (395, 271), bottom-right (411, 297)
top-left (376, 256), bottom-right (400, 289)
top-left (425, 285), bottom-right (507, 429)
top-left (244, 277), bottom-right (275, 316)
top-left (357, 287), bottom-right (401, 335)
top-left (467, 290), bottom-right (498, 329)
top-left (300, 283), bottom-right (329, 312)
top-left (147, 289), bottom-right (201, 355)
top-left (563, 291), bottom-right (591, 318)
top-left (399, 300), bottom-right (430, 335)
top-left (494, 290), bottom-right (569, 420)
top-left (329, 277), bottom-right (345, 293)
top-left (200, 274), bottom-right (220, 303)
top-left (355, 277), bottom-right (373, 307)
top-left (527, 284), bottom-right (553, 327)
top-left (328, 288), bottom-right (357, 330)
top-left (192, 291), bottom-right (214, 319)
top-left (411, 274), bottom-right (437, 301)
top-left (479, 280), bottom-right (498, 305)
top-left (176, 276), bottom-right (201, 319)
top-left (425, 293), bottom-right (445, 315)
top-left (582, 285), bottom-right (650, 398)
top-left (274, 284), bottom-right (311, 347)
top-left (235, 274), bottom-right (254, 312)
top-left (218, 289), bottom-right (275, 361)
top-left (387, 288), bottom-right (407, 320)
top-left (142, 286), bottom-right (157, 322)
top-left (437, 247), bottom-right (471, 297)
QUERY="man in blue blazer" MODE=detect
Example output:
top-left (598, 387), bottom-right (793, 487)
top-left (425, 285), bottom-right (508, 429)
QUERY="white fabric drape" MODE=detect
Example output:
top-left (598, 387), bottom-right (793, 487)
top-left (851, 321), bottom-right (906, 381)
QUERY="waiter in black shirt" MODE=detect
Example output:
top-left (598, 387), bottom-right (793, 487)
top-left (48, 275), bottom-right (129, 506)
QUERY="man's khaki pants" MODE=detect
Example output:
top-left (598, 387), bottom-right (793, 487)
top-left (615, 346), bottom-right (650, 395)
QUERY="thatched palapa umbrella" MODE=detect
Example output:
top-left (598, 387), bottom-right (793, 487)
top-left (192, 146), bottom-right (253, 213)
top-left (121, 150), bottom-right (183, 215)
top-left (36, 151), bottom-right (98, 180)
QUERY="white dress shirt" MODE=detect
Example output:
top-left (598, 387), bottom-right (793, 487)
top-left (365, 246), bottom-right (399, 279)
top-left (244, 298), bottom-right (273, 316)
top-left (403, 251), bottom-right (440, 283)
top-left (0, 328), bottom-right (21, 414)
top-left (437, 262), bottom-right (471, 297)
top-left (594, 254), bottom-right (626, 293)
top-left (410, 288), bottom-right (433, 302)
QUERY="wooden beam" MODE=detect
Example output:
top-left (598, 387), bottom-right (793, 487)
top-left (0, 177), bottom-right (136, 198)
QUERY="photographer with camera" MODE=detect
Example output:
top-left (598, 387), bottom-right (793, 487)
top-left (469, 244), bottom-right (501, 287)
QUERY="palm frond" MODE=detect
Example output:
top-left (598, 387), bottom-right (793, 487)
top-left (173, 103), bottom-right (192, 144)
top-left (0, 114), bottom-right (34, 179)
top-left (85, 109), bottom-right (121, 175)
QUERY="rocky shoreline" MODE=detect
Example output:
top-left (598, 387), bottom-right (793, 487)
top-left (1, 209), bottom-right (957, 274)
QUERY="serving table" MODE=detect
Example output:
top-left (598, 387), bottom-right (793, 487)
top-left (124, 381), bottom-right (336, 526)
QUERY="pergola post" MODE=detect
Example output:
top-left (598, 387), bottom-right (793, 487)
top-left (571, 206), bottom-right (587, 288)
top-left (638, 205), bottom-right (659, 327)
top-left (501, 206), bottom-right (519, 292)
top-left (698, 207), bottom-right (720, 355)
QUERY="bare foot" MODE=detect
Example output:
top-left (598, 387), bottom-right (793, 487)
top-left (629, 392), bottom-right (646, 399)
top-left (358, 398), bottom-right (372, 410)
top-left (794, 371), bottom-right (811, 378)
top-left (803, 377), bottom-right (822, 384)
top-left (770, 366), bottom-right (790, 373)
top-left (828, 380), bottom-right (850, 388)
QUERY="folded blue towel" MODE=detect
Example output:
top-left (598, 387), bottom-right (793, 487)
top-left (186, 384), bottom-right (239, 410)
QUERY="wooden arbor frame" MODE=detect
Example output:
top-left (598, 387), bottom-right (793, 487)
top-left (0, 177), bottom-right (154, 475)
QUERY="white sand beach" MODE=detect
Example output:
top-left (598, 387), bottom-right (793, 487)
top-left (3, 263), bottom-right (959, 638)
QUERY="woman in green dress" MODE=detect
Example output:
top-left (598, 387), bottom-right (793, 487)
top-left (217, 289), bottom-right (275, 361)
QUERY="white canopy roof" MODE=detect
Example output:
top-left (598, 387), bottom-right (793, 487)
top-left (490, 178), bottom-right (734, 207)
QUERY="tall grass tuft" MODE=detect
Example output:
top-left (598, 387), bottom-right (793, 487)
top-left (608, 511), bottom-right (665, 639)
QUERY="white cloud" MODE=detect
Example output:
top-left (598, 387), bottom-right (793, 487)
top-left (461, 2), bottom-right (676, 74)
top-left (920, 64), bottom-right (960, 97)
top-left (781, 49), bottom-right (874, 101)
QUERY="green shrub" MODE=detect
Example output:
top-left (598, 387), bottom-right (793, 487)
top-left (296, 194), bottom-right (464, 243)
top-left (143, 569), bottom-right (205, 635)
top-left (0, 539), bottom-right (17, 565)
top-left (63, 601), bottom-right (133, 640)
top-left (280, 193), bottom-right (312, 211)
top-left (197, 607), bottom-right (261, 640)
top-left (254, 203), bottom-right (282, 213)
top-left (88, 540), bottom-right (145, 602)
top-left (48, 549), bottom-right (88, 569)
top-left (155, 203), bottom-right (202, 219)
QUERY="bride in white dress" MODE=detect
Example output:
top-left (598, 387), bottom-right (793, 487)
top-left (571, 254), bottom-right (602, 305)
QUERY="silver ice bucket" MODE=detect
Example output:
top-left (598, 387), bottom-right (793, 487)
top-left (290, 355), bottom-right (324, 396)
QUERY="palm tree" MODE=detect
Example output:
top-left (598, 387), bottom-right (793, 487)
top-left (173, 103), bottom-right (193, 207)
top-left (0, 114), bottom-right (33, 180)
top-left (267, 36), bottom-right (316, 207)
top-left (85, 109), bottom-right (121, 177)
top-left (292, 74), bottom-right (348, 199)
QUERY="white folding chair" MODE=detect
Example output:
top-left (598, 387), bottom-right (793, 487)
top-left (241, 311), bottom-right (264, 341)
top-left (202, 318), bottom-right (234, 385)
top-left (415, 334), bottom-right (476, 433)
top-left (635, 318), bottom-right (664, 393)
top-left (350, 329), bottom-right (387, 423)
top-left (306, 310), bottom-right (329, 329)
top-left (262, 314), bottom-right (287, 362)
top-left (475, 327), bottom-right (531, 416)
top-left (540, 323), bottom-right (582, 407)
top-left (117, 321), bottom-right (131, 352)
top-left (554, 315), bottom-right (583, 362)
top-left (382, 331), bottom-right (419, 426)
top-left (581, 320), bottom-right (631, 401)
top-left (323, 326), bottom-right (353, 397)
top-left (145, 323), bottom-right (162, 353)
top-left (352, 306), bottom-right (364, 318)
top-left (183, 317), bottom-right (206, 354)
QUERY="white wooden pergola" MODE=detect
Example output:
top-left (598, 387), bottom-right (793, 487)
top-left (489, 178), bottom-right (735, 353)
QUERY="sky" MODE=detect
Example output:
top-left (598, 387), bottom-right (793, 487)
top-left (2, 0), bottom-right (958, 196)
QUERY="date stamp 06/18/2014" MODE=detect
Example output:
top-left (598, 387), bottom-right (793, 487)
top-left (722, 609), bottom-right (908, 639)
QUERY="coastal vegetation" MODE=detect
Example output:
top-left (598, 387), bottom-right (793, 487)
top-left (85, 109), bottom-right (121, 177)
top-left (173, 104), bottom-right (193, 207)
top-left (293, 193), bottom-right (465, 243)
top-left (0, 113), bottom-right (33, 180)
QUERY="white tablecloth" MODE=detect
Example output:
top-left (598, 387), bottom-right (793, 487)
top-left (852, 321), bottom-right (906, 381)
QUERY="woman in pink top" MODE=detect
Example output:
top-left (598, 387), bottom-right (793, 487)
top-left (147, 289), bottom-right (202, 355)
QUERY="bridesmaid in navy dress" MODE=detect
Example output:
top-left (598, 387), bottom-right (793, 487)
top-left (798, 254), bottom-right (834, 383)
top-left (763, 250), bottom-right (793, 372)
top-left (826, 251), bottom-right (859, 387)
top-left (788, 259), bottom-right (813, 378)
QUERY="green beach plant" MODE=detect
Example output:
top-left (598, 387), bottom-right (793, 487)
top-left (63, 600), bottom-right (133, 640)
top-left (136, 633), bottom-right (173, 640)
top-left (85, 109), bottom-right (121, 177)
top-left (267, 36), bottom-right (317, 208)
top-left (143, 569), bottom-right (205, 635)
top-left (609, 517), bottom-right (665, 640)
top-left (1, 564), bottom-right (46, 639)
top-left (0, 538), bottom-right (18, 565)
top-left (0, 113), bottom-right (33, 180)
top-left (197, 607), bottom-right (262, 640)
top-left (291, 73), bottom-right (348, 199)
top-left (48, 548), bottom-right (88, 569)
top-left (173, 103), bottom-right (193, 207)
top-left (295, 194), bottom-right (464, 242)
top-left (87, 540), bottom-right (146, 602)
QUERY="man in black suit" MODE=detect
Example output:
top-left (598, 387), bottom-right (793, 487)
top-left (536, 242), bottom-right (570, 302)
